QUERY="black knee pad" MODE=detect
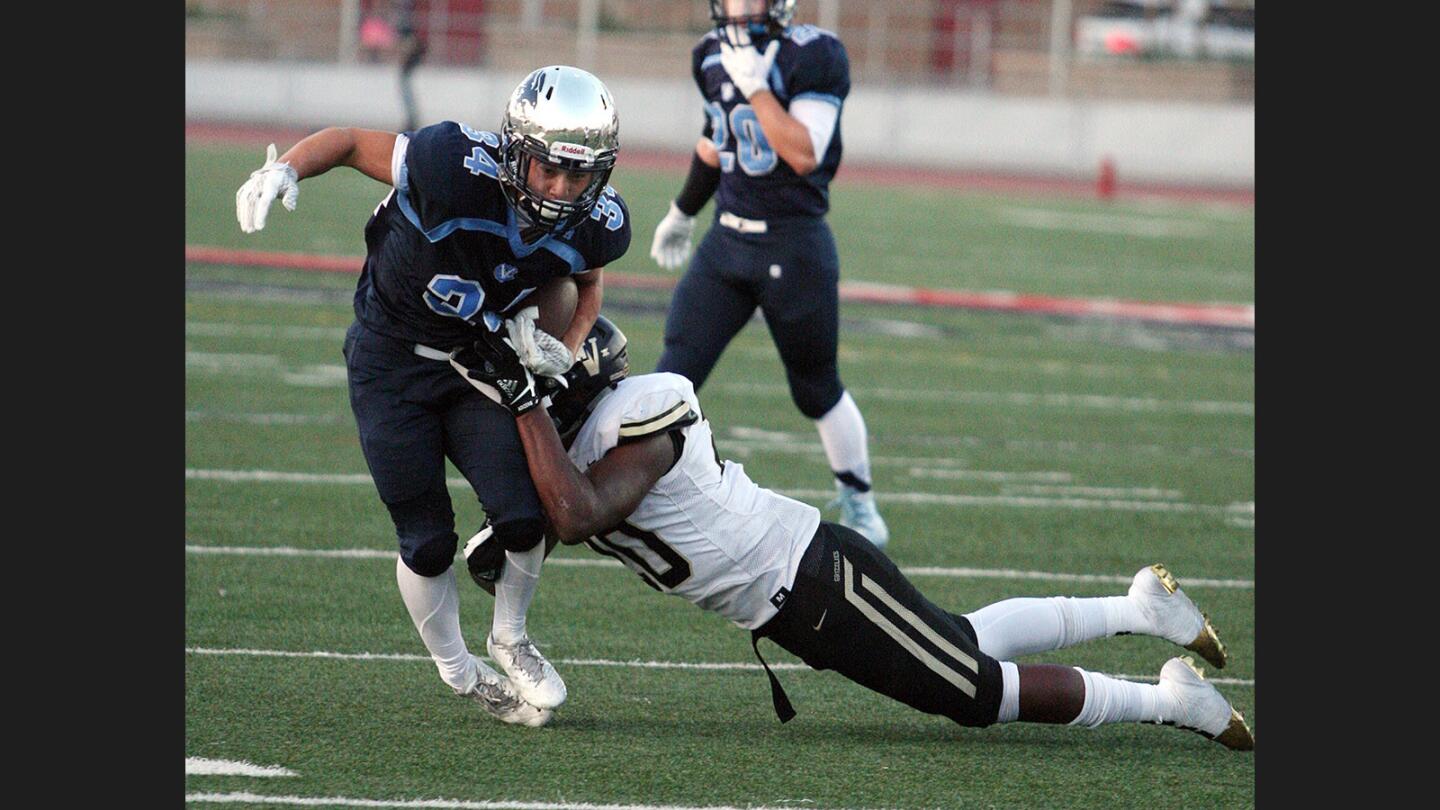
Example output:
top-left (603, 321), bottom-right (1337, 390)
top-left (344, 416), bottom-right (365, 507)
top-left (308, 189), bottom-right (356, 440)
top-left (391, 490), bottom-right (458, 577)
top-left (787, 369), bottom-right (843, 419)
top-left (492, 517), bottom-right (546, 553)
top-left (402, 536), bottom-right (458, 577)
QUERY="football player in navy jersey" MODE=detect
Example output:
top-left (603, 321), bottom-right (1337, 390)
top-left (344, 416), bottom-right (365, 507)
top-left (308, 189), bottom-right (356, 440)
top-left (649, 0), bottom-right (889, 548)
top-left (234, 65), bottom-right (632, 727)
top-left (450, 316), bottom-right (1253, 751)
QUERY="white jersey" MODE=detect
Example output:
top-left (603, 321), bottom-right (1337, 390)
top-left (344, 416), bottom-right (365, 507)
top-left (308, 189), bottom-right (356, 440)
top-left (567, 373), bottom-right (821, 630)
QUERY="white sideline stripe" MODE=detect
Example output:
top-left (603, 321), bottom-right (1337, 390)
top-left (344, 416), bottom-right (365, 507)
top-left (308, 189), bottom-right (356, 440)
top-left (183, 647), bottom-right (1254, 687)
top-left (184, 545), bottom-right (1254, 589)
top-left (185, 469), bottom-right (1251, 518)
top-left (185, 792), bottom-right (861, 810)
top-left (186, 758), bottom-right (297, 778)
top-left (720, 383), bottom-right (1252, 416)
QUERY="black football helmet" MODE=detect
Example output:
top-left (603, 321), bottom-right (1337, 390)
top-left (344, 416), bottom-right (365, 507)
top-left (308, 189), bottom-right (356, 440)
top-left (549, 315), bottom-right (630, 444)
top-left (709, 0), bottom-right (796, 46)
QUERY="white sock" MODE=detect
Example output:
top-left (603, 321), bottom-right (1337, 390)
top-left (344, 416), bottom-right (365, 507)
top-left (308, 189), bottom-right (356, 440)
top-left (491, 542), bottom-right (545, 644)
top-left (394, 557), bottom-right (475, 693)
top-left (1069, 667), bottom-right (1177, 728)
top-left (815, 391), bottom-right (872, 489)
top-left (964, 596), bottom-right (1140, 659)
top-left (996, 661), bottom-right (1021, 723)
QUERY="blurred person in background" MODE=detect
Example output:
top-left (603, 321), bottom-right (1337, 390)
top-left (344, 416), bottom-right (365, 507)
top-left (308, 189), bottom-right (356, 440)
top-left (232, 66), bottom-right (632, 727)
top-left (396, 0), bottom-right (427, 131)
top-left (647, 1), bottom-right (889, 549)
top-left (359, 1), bottom-right (429, 130)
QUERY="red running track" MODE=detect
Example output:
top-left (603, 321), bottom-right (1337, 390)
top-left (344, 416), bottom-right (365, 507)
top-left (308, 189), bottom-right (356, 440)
top-left (186, 245), bottom-right (1253, 329)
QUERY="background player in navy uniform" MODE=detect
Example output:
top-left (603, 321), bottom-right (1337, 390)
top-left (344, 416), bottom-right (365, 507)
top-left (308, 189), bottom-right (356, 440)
top-left (451, 316), bottom-right (1253, 751)
top-left (233, 65), bottom-right (631, 727)
top-left (649, 0), bottom-right (889, 548)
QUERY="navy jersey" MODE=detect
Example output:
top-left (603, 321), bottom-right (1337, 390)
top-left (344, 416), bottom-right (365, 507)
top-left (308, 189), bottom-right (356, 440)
top-left (692, 25), bottom-right (849, 220)
top-left (354, 121), bottom-right (632, 348)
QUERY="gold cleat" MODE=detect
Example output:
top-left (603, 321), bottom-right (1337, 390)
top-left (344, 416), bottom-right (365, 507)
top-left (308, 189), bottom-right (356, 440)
top-left (1212, 708), bottom-right (1256, 751)
top-left (1147, 564), bottom-right (1228, 669)
top-left (1158, 656), bottom-right (1254, 752)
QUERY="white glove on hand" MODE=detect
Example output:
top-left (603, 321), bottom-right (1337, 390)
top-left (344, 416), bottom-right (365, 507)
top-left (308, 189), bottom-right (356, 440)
top-left (719, 39), bottom-right (780, 99)
top-left (650, 202), bottom-right (696, 271)
top-left (504, 307), bottom-right (575, 379)
top-left (236, 143), bottom-right (300, 233)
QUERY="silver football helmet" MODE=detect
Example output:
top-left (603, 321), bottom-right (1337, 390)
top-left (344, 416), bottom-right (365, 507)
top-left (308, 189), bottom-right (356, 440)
top-left (499, 66), bottom-right (620, 236)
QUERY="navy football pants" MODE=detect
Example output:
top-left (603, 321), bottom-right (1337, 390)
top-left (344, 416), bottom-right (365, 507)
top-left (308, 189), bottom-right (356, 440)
top-left (342, 321), bottom-right (544, 577)
top-left (657, 217), bottom-right (845, 419)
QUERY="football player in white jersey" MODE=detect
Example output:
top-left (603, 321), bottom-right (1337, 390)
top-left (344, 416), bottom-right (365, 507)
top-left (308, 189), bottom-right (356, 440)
top-left (448, 317), bottom-right (1253, 750)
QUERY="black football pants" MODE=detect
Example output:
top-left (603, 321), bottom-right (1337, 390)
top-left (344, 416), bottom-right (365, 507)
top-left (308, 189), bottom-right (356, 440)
top-left (754, 522), bottom-right (1004, 727)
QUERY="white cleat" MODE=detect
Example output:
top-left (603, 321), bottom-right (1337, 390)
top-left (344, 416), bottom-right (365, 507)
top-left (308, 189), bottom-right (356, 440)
top-left (487, 633), bottom-right (567, 709)
top-left (1156, 656), bottom-right (1254, 751)
top-left (455, 656), bottom-right (552, 728)
top-left (1128, 563), bottom-right (1227, 669)
top-left (831, 483), bottom-right (889, 549)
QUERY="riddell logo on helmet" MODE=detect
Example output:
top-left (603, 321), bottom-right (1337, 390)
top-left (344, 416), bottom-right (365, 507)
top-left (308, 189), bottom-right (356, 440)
top-left (551, 142), bottom-right (595, 162)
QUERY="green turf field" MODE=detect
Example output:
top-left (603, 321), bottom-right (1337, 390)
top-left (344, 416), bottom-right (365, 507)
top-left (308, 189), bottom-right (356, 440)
top-left (186, 137), bottom-right (1255, 809)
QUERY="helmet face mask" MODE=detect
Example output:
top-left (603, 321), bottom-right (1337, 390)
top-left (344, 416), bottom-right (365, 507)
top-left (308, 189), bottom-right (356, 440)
top-left (499, 66), bottom-right (619, 237)
top-left (549, 315), bottom-right (630, 445)
top-left (709, 0), bottom-right (795, 47)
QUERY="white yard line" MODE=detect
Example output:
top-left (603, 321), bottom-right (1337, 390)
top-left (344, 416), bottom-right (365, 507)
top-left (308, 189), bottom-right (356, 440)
top-left (718, 383), bottom-right (1253, 416)
top-left (185, 411), bottom-right (347, 426)
top-left (184, 647), bottom-right (1254, 687)
top-left (186, 758), bottom-right (297, 778)
top-left (997, 208), bottom-right (1214, 239)
top-left (185, 468), bottom-right (1252, 520)
top-left (185, 793), bottom-right (870, 810)
top-left (907, 468), bottom-right (1073, 482)
top-left (187, 322), bottom-right (348, 340)
top-left (184, 350), bottom-right (1250, 415)
top-left (998, 485), bottom-right (1183, 500)
top-left (185, 544), bottom-right (1253, 589)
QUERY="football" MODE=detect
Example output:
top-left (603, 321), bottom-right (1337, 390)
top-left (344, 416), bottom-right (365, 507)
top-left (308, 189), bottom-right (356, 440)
top-left (525, 275), bottom-right (579, 337)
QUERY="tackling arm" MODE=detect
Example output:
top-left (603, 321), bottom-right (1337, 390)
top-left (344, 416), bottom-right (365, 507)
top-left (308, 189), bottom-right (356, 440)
top-left (512, 408), bottom-right (674, 544)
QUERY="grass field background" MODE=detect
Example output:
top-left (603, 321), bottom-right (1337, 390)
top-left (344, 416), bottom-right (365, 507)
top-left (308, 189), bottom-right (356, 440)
top-left (186, 135), bottom-right (1255, 809)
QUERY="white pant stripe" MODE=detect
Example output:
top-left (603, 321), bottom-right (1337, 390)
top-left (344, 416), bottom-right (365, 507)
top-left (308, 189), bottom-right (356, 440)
top-left (843, 558), bottom-right (977, 698)
top-left (855, 561), bottom-right (980, 675)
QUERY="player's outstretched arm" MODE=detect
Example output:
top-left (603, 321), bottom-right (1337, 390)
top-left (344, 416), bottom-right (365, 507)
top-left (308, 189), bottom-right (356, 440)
top-left (513, 408), bottom-right (673, 544)
top-left (280, 127), bottom-right (399, 185)
top-left (236, 128), bottom-right (399, 233)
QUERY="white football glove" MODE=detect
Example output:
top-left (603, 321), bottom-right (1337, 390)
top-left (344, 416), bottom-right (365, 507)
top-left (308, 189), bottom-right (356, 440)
top-left (719, 38), bottom-right (780, 99)
top-left (236, 143), bottom-right (300, 233)
top-left (504, 307), bottom-right (575, 379)
top-left (650, 202), bottom-right (696, 271)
